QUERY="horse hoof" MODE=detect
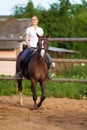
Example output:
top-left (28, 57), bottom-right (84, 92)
top-left (34, 102), bottom-right (38, 109)
top-left (34, 105), bottom-right (38, 110)
top-left (37, 103), bottom-right (41, 108)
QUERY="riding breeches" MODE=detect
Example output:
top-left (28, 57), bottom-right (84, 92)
top-left (20, 48), bottom-right (34, 63)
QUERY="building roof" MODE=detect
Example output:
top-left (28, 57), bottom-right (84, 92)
top-left (0, 18), bottom-right (31, 38)
top-left (0, 15), bottom-right (10, 20)
top-left (48, 46), bottom-right (77, 54)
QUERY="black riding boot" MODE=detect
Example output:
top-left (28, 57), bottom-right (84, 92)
top-left (16, 60), bottom-right (25, 78)
top-left (47, 63), bottom-right (51, 79)
top-left (46, 53), bottom-right (52, 79)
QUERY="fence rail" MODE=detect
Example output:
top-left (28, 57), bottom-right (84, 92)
top-left (52, 59), bottom-right (87, 63)
top-left (0, 58), bottom-right (16, 61)
top-left (0, 38), bottom-right (87, 42)
top-left (0, 77), bottom-right (87, 83)
top-left (0, 57), bottom-right (87, 64)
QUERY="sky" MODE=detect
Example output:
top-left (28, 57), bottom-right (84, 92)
top-left (0, 0), bottom-right (83, 15)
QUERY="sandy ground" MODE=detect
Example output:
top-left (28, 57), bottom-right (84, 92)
top-left (0, 96), bottom-right (87, 130)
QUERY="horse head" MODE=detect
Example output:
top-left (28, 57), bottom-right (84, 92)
top-left (37, 34), bottom-right (49, 58)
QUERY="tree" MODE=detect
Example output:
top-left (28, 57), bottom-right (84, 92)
top-left (12, 0), bottom-right (87, 58)
top-left (12, 5), bottom-right (25, 18)
top-left (23, 0), bottom-right (35, 18)
top-left (12, 0), bottom-right (35, 18)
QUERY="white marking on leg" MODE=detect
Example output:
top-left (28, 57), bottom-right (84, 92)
top-left (19, 91), bottom-right (23, 105)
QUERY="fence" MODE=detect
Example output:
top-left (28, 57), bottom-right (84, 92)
top-left (0, 57), bottom-right (87, 83)
top-left (0, 38), bottom-right (87, 83)
top-left (0, 38), bottom-right (87, 42)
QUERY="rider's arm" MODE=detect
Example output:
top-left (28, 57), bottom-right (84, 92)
top-left (25, 33), bottom-right (31, 48)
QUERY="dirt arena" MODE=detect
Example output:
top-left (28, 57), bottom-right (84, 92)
top-left (0, 96), bottom-right (87, 130)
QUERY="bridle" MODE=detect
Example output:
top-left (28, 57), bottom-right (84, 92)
top-left (37, 38), bottom-right (48, 57)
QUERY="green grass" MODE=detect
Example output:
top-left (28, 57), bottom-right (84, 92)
top-left (0, 64), bottom-right (87, 99)
top-left (0, 79), bottom-right (87, 99)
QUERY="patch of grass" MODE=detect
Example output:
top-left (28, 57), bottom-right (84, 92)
top-left (0, 80), bottom-right (17, 96)
top-left (46, 82), bottom-right (87, 99)
top-left (0, 79), bottom-right (87, 99)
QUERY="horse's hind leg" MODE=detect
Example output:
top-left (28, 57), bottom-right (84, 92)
top-left (37, 81), bottom-right (46, 108)
top-left (17, 79), bottom-right (23, 105)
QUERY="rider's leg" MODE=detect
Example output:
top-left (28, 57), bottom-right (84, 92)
top-left (16, 60), bottom-right (25, 78)
top-left (46, 53), bottom-right (52, 79)
top-left (16, 48), bottom-right (33, 78)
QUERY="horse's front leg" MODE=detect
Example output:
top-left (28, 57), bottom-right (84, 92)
top-left (17, 79), bottom-right (23, 106)
top-left (31, 79), bottom-right (37, 109)
top-left (37, 81), bottom-right (46, 108)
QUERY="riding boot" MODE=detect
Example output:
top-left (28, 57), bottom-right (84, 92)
top-left (46, 53), bottom-right (52, 79)
top-left (16, 60), bottom-right (25, 78)
top-left (47, 63), bottom-right (51, 79)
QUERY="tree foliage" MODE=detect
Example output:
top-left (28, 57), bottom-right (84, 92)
top-left (12, 0), bottom-right (87, 58)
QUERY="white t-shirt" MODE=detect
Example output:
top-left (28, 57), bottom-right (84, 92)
top-left (26, 26), bottom-right (44, 48)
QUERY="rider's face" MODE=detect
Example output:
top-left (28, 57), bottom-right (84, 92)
top-left (31, 16), bottom-right (38, 26)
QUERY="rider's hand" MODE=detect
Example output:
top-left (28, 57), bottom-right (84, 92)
top-left (28, 44), bottom-right (32, 48)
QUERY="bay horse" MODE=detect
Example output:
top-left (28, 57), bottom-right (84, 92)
top-left (16, 34), bottom-right (49, 109)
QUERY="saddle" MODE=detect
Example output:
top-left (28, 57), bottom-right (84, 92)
top-left (22, 44), bottom-right (37, 64)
